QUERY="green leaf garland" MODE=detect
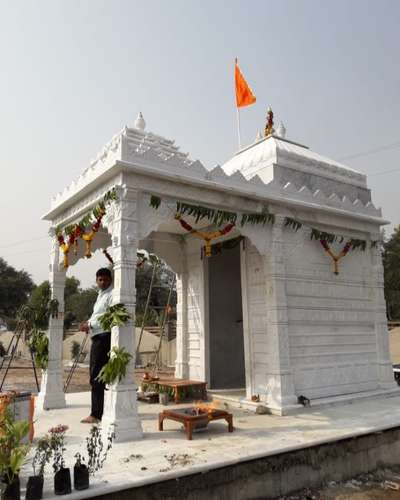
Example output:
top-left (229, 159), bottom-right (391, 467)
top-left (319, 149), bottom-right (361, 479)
top-left (149, 194), bottom-right (380, 251)
top-left (151, 196), bottom-right (274, 228)
top-left (55, 188), bottom-right (117, 239)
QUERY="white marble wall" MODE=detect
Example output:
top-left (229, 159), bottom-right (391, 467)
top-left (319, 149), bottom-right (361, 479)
top-left (178, 221), bottom-right (396, 409)
top-left (283, 227), bottom-right (384, 399)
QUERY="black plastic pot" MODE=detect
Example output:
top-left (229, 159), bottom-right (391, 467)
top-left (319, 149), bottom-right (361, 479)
top-left (73, 463), bottom-right (89, 491)
top-left (54, 467), bottom-right (71, 495)
top-left (25, 475), bottom-right (44, 500)
top-left (3, 475), bottom-right (21, 500)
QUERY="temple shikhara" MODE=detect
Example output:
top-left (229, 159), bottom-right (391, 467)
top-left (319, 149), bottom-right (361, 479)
top-left (39, 111), bottom-right (397, 442)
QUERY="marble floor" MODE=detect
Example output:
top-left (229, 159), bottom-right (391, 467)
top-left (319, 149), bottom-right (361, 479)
top-left (21, 391), bottom-right (400, 499)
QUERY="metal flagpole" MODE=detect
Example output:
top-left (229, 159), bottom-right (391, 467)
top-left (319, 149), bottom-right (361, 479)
top-left (236, 106), bottom-right (242, 150)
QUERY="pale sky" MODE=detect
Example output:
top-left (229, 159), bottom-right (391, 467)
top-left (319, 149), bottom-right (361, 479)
top-left (0, 0), bottom-right (399, 288)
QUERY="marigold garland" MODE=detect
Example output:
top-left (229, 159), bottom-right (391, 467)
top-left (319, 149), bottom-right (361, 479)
top-left (320, 239), bottom-right (352, 275)
top-left (149, 195), bottom-right (380, 272)
top-left (56, 189), bottom-right (117, 268)
top-left (175, 214), bottom-right (235, 257)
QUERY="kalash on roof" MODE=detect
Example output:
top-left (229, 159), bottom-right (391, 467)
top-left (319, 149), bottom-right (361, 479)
top-left (45, 109), bottom-right (382, 223)
top-left (222, 107), bottom-right (370, 205)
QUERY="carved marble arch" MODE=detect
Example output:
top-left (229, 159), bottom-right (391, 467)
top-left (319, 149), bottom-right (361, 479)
top-left (139, 232), bottom-right (184, 275)
top-left (136, 194), bottom-right (185, 274)
top-left (235, 223), bottom-right (274, 257)
top-left (137, 194), bottom-right (175, 241)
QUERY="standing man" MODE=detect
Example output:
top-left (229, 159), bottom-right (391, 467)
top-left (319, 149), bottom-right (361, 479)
top-left (79, 268), bottom-right (113, 423)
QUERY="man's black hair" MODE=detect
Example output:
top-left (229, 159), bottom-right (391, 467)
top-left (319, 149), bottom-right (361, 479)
top-left (96, 268), bottom-right (112, 279)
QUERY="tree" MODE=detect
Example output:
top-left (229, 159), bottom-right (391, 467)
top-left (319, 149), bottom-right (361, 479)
top-left (383, 226), bottom-right (400, 320)
top-left (28, 277), bottom-right (97, 330)
top-left (0, 257), bottom-right (35, 325)
top-left (135, 260), bottom-right (176, 327)
top-left (64, 287), bottom-right (98, 328)
top-left (64, 277), bottom-right (80, 299)
top-left (28, 281), bottom-right (51, 320)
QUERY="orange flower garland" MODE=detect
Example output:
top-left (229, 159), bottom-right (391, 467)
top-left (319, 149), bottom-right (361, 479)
top-left (81, 206), bottom-right (105, 258)
top-left (56, 189), bottom-right (115, 268)
top-left (320, 239), bottom-right (352, 275)
top-left (175, 214), bottom-right (235, 257)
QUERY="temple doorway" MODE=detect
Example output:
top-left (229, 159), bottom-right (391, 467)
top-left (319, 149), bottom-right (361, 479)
top-left (207, 242), bottom-right (245, 389)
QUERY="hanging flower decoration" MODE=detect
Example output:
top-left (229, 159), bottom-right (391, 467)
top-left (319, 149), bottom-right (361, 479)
top-left (149, 194), bottom-right (380, 267)
top-left (55, 189), bottom-right (117, 268)
top-left (310, 228), bottom-right (372, 275)
top-left (319, 239), bottom-right (352, 275)
top-left (175, 214), bottom-right (235, 257)
top-left (81, 204), bottom-right (107, 259)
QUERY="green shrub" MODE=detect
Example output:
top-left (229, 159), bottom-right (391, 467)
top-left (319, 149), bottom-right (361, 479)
top-left (70, 341), bottom-right (80, 361)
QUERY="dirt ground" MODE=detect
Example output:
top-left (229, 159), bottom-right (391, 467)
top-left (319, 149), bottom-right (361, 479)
top-left (389, 327), bottom-right (400, 364)
top-left (0, 356), bottom-right (173, 394)
top-left (281, 467), bottom-right (400, 499)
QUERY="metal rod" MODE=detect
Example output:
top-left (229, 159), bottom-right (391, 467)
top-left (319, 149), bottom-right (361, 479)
top-left (64, 334), bottom-right (88, 392)
top-left (29, 348), bottom-right (40, 392)
top-left (236, 107), bottom-right (242, 150)
top-left (152, 274), bottom-right (176, 375)
top-left (136, 263), bottom-right (158, 357)
top-left (0, 324), bottom-right (21, 373)
top-left (0, 330), bottom-right (22, 392)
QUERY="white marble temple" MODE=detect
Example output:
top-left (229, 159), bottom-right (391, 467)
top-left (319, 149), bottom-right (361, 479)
top-left (40, 113), bottom-right (398, 440)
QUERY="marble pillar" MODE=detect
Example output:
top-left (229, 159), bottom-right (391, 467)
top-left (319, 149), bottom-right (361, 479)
top-left (101, 188), bottom-right (143, 441)
top-left (37, 237), bottom-right (67, 410)
top-left (264, 216), bottom-right (298, 410)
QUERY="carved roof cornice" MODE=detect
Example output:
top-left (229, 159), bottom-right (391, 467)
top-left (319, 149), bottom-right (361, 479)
top-left (44, 125), bottom-right (386, 227)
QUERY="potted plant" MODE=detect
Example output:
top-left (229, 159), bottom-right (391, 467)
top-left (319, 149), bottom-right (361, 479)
top-left (73, 453), bottom-right (89, 491)
top-left (25, 434), bottom-right (52, 500)
top-left (73, 425), bottom-right (115, 491)
top-left (49, 425), bottom-right (71, 496)
top-left (0, 407), bottom-right (30, 500)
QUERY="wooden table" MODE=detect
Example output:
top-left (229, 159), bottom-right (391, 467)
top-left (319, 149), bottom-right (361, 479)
top-left (158, 407), bottom-right (233, 440)
top-left (155, 379), bottom-right (207, 404)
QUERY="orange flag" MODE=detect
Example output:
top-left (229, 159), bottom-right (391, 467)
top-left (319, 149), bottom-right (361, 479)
top-left (235, 59), bottom-right (256, 108)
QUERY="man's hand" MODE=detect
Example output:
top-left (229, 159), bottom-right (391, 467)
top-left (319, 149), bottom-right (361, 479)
top-left (79, 321), bottom-right (90, 334)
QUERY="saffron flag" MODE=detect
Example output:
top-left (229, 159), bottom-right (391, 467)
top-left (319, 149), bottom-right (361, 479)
top-left (235, 59), bottom-right (256, 108)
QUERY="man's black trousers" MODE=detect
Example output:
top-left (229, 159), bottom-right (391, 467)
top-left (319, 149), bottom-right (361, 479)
top-left (89, 333), bottom-right (111, 420)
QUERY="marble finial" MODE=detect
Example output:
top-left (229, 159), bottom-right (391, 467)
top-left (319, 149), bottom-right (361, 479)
top-left (255, 130), bottom-right (263, 142)
top-left (276, 121), bottom-right (286, 138)
top-left (134, 112), bottom-right (146, 131)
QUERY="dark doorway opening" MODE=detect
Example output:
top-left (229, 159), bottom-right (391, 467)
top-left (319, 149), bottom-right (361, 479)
top-left (208, 243), bottom-right (245, 389)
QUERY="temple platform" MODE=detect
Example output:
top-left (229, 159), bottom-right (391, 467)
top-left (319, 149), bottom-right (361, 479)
top-left (208, 386), bottom-right (400, 415)
top-left (19, 391), bottom-right (400, 499)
